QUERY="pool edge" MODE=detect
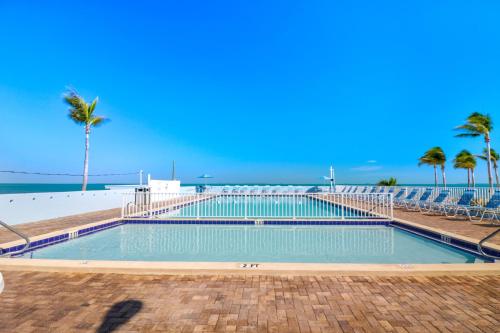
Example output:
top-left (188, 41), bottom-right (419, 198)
top-left (0, 258), bottom-right (498, 276)
top-left (1, 217), bottom-right (499, 263)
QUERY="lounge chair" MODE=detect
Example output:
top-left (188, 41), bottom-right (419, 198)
top-left (444, 189), bottom-right (476, 220)
top-left (470, 190), bottom-right (500, 222)
top-left (405, 188), bottom-right (433, 211)
top-left (395, 188), bottom-right (418, 208)
top-left (421, 189), bottom-right (450, 213)
top-left (392, 189), bottom-right (406, 203)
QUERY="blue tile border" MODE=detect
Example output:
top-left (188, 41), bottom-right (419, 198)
top-left (77, 220), bottom-right (124, 237)
top-left (390, 221), bottom-right (498, 261)
top-left (126, 219), bottom-right (255, 225)
top-left (1, 217), bottom-right (498, 262)
top-left (263, 220), bottom-right (389, 226)
top-left (0, 220), bottom-right (124, 256)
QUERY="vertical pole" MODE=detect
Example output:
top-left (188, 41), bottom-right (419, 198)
top-left (196, 194), bottom-right (200, 219)
top-left (390, 193), bottom-right (394, 219)
top-left (244, 193), bottom-right (247, 219)
top-left (341, 193), bottom-right (345, 220)
top-left (121, 195), bottom-right (125, 218)
top-left (292, 193), bottom-right (296, 220)
top-left (139, 170), bottom-right (143, 186)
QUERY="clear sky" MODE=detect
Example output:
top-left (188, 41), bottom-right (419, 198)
top-left (0, 0), bottom-right (499, 184)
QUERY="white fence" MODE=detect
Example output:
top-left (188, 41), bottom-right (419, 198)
top-left (0, 189), bottom-right (134, 226)
top-left (122, 193), bottom-right (393, 220)
top-left (343, 185), bottom-right (495, 206)
top-left (199, 185), bottom-right (319, 194)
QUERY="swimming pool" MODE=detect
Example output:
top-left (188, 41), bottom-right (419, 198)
top-left (27, 224), bottom-right (487, 264)
top-left (126, 193), bottom-right (393, 220)
top-left (169, 196), bottom-right (347, 218)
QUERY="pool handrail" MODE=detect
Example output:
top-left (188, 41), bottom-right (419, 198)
top-left (478, 227), bottom-right (500, 259)
top-left (0, 219), bottom-right (31, 257)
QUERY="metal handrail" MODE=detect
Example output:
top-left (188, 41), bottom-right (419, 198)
top-left (0, 220), bottom-right (31, 257)
top-left (477, 227), bottom-right (500, 260)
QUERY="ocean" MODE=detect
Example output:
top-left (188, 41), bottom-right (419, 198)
top-left (0, 183), bottom-right (491, 194)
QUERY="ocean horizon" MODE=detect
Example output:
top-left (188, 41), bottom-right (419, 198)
top-left (0, 182), bottom-right (492, 194)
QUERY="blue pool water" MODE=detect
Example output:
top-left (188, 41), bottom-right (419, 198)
top-left (163, 195), bottom-right (364, 218)
top-left (29, 225), bottom-right (485, 263)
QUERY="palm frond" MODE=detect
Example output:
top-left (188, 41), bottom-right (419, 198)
top-left (455, 133), bottom-right (480, 138)
top-left (90, 116), bottom-right (108, 127)
top-left (455, 112), bottom-right (492, 138)
top-left (63, 89), bottom-right (107, 128)
top-left (468, 112), bottom-right (493, 132)
top-left (88, 97), bottom-right (99, 116)
top-left (486, 148), bottom-right (499, 161)
top-left (418, 147), bottom-right (446, 166)
top-left (453, 149), bottom-right (476, 169)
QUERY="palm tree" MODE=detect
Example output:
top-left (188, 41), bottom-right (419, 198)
top-left (453, 150), bottom-right (476, 187)
top-left (377, 177), bottom-right (397, 186)
top-left (418, 147), bottom-right (447, 187)
top-left (455, 112), bottom-right (494, 190)
top-left (477, 148), bottom-right (499, 188)
top-left (64, 89), bottom-right (107, 191)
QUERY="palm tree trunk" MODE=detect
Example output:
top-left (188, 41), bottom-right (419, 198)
top-left (467, 168), bottom-right (470, 188)
top-left (494, 165), bottom-right (499, 189)
top-left (471, 168), bottom-right (476, 187)
top-left (82, 125), bottom-right (90, 191)
top-left (433, 165), bottom-right (438, 187)
top-left (441, 165), bottom-right (447, 188)
top-left (485, 134), bottom-right (493, 192)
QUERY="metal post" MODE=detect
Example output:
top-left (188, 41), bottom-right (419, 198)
top-left (292, 194), bottom-right (296, 219)
top-left (121, 195), bottom-right (125, 218)
top-left (196, 194), bottom-right (200, 219)
top-left (390, 193), bottom-right (394, 219)
top-left (341, 193), bottom-right (345, 220)
top-left (244, 193), bottom-right (247, 219)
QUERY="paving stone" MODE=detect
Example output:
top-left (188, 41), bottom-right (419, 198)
top-left (0, 272), bottom-right (498, 332)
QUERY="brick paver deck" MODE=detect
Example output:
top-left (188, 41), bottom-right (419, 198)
top-left (393, 209), bottom-right (500, 245)
top-left (1, 203), bottom-right (499, 332)
top-left (0, 271), bottom-right (498, 333)
top-left (0, 208), bottom-right (121, 244)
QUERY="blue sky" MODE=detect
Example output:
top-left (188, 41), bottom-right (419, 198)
top-left (0, 0), bottom-right (499, 184)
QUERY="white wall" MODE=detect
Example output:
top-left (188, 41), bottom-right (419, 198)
top-left (148, 180), bottom-right (181, 193)
top-left (0, 189), bottom-right (133, 226)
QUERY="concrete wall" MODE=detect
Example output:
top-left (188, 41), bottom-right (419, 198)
top-left (0, 189), bottom-right (133, 226)
top-left (148, 180), bottom-right (181, 193)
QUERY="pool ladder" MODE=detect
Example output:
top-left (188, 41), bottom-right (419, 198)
top-left (0, 219), bottom-right (31, 257)
top-left (477, 227), bottom-right (500, 260)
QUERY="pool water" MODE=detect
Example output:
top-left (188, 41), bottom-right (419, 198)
top-left (28, 225), bottom-right (486, 264)
top-left (161, 195), bottom-right (363, 218)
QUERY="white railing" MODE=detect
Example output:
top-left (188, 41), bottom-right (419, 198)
top-left (201, 185), bottom-right (315, 194)
top-left (373, 186), bottom-right (494, 206)
top-left (122, 193), bottom-right (393, 220)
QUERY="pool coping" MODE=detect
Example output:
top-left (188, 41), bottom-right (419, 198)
top-left (1, 217), bottom-right (499, 274)
top-left (0, 258), bottom-right (498, 276)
